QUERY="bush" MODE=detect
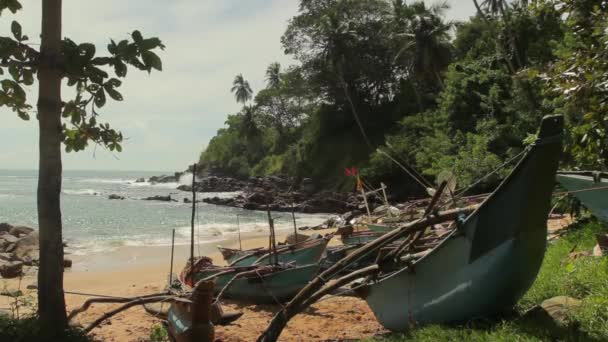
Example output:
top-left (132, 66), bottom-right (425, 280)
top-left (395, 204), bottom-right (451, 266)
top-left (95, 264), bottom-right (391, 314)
top-left (0, 316), bottom-right (90, 342)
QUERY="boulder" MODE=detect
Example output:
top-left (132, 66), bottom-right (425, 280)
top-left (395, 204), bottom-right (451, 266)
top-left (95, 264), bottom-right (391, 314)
top-left (135, 177), bottom-right (146, 183)
top-left (108, 194), bottom-right (125, 200)
top-left (247, 192), bottom-right (272, 205)
top-left (522, 296), bottom-right (582, 338)
top-left (4, 243), bottom-right (15, 253)
top-left (177, 184), bottom-right (191, 192)
top-left (143, 195), bottom-right (174, 202)
top-left (0, 253), bottom-right (12, 261)
top-left (63, 258), bottom-right (73, 268)
top-left (0, 223), bottom-right (12, 234)
top-left (8, 226), bottom-right (34, 237)
top-left (26, 282), bottom-right (37, 290)
top-left (13, 231), bottom-right (39, 261)
top-left (0, 260), bottom-right (23, 278)
top-left (0, 234), bottom-right (18, 248)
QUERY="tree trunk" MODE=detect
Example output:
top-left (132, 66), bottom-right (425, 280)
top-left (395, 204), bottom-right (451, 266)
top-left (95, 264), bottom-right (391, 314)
top-left (37, 0), bottom-right (67, 332)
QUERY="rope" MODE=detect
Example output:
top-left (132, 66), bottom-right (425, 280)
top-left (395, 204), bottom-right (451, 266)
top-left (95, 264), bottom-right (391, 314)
top-left (454, 148), bottom-right (527, 198)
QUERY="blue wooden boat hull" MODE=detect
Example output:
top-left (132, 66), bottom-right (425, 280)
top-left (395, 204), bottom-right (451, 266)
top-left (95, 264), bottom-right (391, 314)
top-left (230, 238), bottom-right (329, 267)
top-left (193, 264), bottom-right (320, 304)
top-left (360, 115), bottom-right (562, 331)
top-left (556, 174), bottom-right (608, 223)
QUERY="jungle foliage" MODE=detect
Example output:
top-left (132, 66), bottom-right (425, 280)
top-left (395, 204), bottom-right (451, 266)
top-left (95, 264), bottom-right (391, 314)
top-left (200, 0), bottom-right (607, 197)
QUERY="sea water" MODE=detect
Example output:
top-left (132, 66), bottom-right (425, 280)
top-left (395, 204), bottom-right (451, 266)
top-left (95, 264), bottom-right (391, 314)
top-left (0, 169), bottom-right (328, 256)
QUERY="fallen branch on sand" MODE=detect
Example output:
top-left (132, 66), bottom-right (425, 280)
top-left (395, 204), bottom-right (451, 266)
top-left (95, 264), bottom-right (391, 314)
top-left (67, 292), bottom-right (171, 322)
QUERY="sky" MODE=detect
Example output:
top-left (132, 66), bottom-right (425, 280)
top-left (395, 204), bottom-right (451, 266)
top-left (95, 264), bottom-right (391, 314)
top-left (0, 0), bottom-right (475, 172)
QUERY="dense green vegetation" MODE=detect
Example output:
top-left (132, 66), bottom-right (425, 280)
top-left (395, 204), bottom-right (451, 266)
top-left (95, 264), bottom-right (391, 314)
top-left (199, 0), bottom-right (608, 197)
top-left (370, 218), bottom-right (608, 341)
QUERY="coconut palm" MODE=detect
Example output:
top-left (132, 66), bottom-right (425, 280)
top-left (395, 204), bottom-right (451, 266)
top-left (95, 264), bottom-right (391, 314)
top-left (393, 1), bottom-right (452, 89)
top-left (265, 62), bottom-right (282, 89)
top-left (231, 73), bottom-right (253, 104)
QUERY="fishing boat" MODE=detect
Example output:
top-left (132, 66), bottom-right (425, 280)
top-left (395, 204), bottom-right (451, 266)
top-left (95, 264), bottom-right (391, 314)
top-left (229, 236), bottom-right (330, 266)
top-left (180, 257), bottom-right (320, 304)
top-left (356, 115), bottom-right (563, 331)
top-left (556, 171), bottom-right (608, 222)
top-left (217, 246), bottom-right (265, 265)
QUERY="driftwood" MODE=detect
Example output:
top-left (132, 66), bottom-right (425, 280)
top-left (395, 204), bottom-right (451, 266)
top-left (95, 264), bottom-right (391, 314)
top-left (84, 295), bottom-right (176, 333)
top-left (67, 292), bottom-right (171, 322)
top-left (256, 205), bottom-right (477, 342)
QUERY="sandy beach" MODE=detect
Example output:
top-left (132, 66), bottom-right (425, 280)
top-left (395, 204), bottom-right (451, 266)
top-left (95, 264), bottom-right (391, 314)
top-left (0, 215), bottom-right (575, 341)
top-left (1, 227), bottom-right (386, 341)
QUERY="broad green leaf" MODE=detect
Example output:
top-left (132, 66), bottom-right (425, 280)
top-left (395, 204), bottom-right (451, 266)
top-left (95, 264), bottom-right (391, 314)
top-left (105, 86), bottom-right (123, 101)
top-left (142, 51), bottom-right (162, 72)
top-left (78, 43), bottom-right (96, 61)
top-left (115, 144), bottom-right (123, 152)
top-left (114, 60), bottom-right (127, 77)
top-left (132, 30), bottom-right (143, 44)
top-left (139, 37), bottom-right (163, 50)
top-left (11, 20), bottom-right (21, 40)
top-left (22, 69), bottom-right (33, 85)
top-left (105, 78), bottom-right (122, 88)
top-left (8, 64), bottom-right (19, 81)
top-left (94, 89), bottom-right (106, 108)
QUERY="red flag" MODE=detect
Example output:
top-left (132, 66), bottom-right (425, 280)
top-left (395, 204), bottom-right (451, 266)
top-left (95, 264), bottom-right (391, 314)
top-left (344, 167), bottom-right (358, 177)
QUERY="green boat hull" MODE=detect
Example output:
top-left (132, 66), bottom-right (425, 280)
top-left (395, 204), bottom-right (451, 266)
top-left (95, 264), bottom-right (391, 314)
top-left (230, 239), bottom-right (328, 267)
top-left (193, 264), bottom-right (320, 304)
top-left (556, 174), bottom-right (608, 223)
top-left (361, 115), bottom-right (562, 331)
top-left (367, 224), bottom-right (392, 233)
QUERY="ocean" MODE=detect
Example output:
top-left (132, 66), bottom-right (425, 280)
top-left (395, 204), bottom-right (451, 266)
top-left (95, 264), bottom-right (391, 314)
top-left (0, 170), bottom-right (328, 256)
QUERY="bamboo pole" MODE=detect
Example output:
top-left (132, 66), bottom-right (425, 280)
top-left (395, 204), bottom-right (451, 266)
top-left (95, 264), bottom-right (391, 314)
top-left (190, 163), bottom-right (197, 263)
top-left (237, 215), bottom-right (242, 251)
top-left (291, 203), bottom-right (298, 244)
top-left (256, 205), bottom-right (477, 342)
top-left (389, 181), bottom-right (447, 259)
top-left (169, 229), bottom-right (175, 284)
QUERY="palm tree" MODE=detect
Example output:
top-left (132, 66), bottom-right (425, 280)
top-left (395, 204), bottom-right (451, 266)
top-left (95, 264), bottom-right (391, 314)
top-left (481, 0), bottom-right (508, 17)
top-left (393, 1), bottom-right (452, 89)
top-left (231, 73), bottom-right (252, 104)
top-left (472, 0), bottom-right (488, 20)
top-left (265, 62), bottom-right (281, 89)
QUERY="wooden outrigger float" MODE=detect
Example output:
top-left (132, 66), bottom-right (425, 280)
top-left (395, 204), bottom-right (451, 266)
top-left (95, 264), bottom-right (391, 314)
top-left (257, 114), bottom-right (563, 341)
